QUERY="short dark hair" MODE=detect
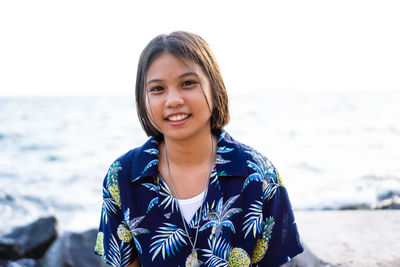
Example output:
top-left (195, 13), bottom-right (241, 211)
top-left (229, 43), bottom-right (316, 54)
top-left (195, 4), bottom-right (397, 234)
top-left (135, 31), bottom-right (229, 140)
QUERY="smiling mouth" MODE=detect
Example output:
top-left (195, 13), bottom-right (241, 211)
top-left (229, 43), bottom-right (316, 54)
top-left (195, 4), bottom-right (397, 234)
top-left (166, 114), bottom-right (190, 121)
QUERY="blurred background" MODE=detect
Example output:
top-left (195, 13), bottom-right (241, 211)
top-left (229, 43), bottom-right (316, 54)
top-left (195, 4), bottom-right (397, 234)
top-left (1, 0), bottom-right (399, 235)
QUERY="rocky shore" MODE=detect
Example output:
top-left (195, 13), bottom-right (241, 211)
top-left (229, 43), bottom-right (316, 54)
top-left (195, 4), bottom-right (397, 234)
top-left (0, 217), bottom-right (106, 267)
top-left (1, 209), bottom-right (399, 266)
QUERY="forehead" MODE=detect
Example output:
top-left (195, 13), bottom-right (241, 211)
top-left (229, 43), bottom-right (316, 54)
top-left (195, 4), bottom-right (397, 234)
top-left (146, 52), bottom-right (206, 81)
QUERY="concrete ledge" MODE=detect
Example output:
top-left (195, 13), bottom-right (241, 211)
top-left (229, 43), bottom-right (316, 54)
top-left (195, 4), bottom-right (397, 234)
top-left (294, 210), bottom-right (400, 267)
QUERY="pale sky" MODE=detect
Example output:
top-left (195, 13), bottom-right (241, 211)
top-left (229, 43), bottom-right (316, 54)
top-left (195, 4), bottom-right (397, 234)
top-left (0, 0), bottom-right (399, 96)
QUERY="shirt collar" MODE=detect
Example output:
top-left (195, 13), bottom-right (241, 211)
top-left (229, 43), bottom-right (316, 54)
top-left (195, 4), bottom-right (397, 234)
top-left (130, 130), bottom-right (250, 183)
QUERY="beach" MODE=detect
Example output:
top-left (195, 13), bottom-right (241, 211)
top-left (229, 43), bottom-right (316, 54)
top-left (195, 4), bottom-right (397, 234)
top-left (294, 210), bottom-right (400, 267)
top-left (1, 90), bottom-right (399, 265)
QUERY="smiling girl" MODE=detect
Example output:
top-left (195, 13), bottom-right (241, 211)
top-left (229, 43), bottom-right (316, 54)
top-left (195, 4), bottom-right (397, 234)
top-left (94, 31), bottom-right (303, 267)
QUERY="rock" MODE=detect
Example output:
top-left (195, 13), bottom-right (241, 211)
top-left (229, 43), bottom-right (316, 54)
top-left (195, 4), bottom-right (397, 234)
top-left (0, 237), bottom-right (22, 261)
top-left (374, 196), bottom-right (400, 209)
top-left (6, 258), bottom-right (41, 267)
top-left (0, 259), bottom-right (9, 266)
top-left (377, 190), bottom-right (400, 201)
top-left (0, 258), bottom-right (43, 267)
top-left (338, 203), bottom-right (371, 210)
top-left (42, 229), bottom-right (107, 267)
top-left (281, 243), bottom-right (333, 267)
top-left (0, 217), bottom-right (57, 261)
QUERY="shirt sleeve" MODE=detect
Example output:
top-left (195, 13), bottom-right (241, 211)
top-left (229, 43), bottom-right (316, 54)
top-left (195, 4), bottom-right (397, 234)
top-left (94, 162), bottom-right (138, 267)
top-left (253, 182), bottom-right (304, 267)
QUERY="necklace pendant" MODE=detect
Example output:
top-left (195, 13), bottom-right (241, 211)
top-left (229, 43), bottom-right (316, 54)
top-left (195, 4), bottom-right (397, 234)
top-left (185, 249), bottom-right (200, 267)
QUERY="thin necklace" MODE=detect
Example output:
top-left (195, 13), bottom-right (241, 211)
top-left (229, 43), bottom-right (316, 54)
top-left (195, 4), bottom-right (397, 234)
top-left (164, 135), bottom-right (215, 267)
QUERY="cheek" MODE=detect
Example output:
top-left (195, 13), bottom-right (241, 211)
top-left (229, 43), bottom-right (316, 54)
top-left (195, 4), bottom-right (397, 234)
top-left (145, 97), bottom-right (162, 121)
top-left (145, 104), bottom-right (155, 121)
top-left (144, 102), bottom-right (163, 132)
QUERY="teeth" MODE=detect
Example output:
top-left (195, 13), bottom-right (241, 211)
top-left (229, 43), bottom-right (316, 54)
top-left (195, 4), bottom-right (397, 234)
top-left (168, 114), bottom-right (189, 121)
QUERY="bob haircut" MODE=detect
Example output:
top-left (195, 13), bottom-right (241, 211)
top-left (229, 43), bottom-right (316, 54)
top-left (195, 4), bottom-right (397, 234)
top-left (135, 31), bottom-right (230, 141)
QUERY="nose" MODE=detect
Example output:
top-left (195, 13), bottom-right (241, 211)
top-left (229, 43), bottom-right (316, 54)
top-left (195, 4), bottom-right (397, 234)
top-left (165, 88), bottom-right (184, 108)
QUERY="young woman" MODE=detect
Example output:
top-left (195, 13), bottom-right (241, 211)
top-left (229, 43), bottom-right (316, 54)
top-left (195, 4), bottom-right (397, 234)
top-left (94, 31), bottom-right (303, 267)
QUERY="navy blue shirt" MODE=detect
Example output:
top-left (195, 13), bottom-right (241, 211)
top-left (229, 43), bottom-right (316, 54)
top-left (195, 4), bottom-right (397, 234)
top-left (94, 131), bottom-right (303, 266)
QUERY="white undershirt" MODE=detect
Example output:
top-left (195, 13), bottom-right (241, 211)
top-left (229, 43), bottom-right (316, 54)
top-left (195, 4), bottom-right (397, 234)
top-left (160, 174), bottom-right (206, 223)
top-left (177, 191), bottom-right (205, 224)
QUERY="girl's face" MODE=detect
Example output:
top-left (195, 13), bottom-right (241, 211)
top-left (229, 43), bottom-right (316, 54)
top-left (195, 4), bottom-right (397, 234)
top-left (145, 52), bottom-right (213, 142)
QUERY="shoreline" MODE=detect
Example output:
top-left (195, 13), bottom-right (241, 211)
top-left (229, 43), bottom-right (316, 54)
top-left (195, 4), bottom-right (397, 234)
top-left (1, 209), bottom-right (399, 266)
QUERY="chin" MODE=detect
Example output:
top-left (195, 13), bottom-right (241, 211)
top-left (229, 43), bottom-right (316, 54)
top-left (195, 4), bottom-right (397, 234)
top-left (163, 127), bottom-right (210, 142)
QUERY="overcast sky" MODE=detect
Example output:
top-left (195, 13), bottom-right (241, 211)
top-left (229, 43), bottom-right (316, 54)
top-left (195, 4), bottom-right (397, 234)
top-left (0, 0), bottom-right (399, 96)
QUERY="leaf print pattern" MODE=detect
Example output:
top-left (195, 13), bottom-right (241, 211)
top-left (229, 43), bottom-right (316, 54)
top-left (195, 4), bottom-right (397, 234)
top-left (202, 236), bottom-right (232, 267)
top-left (262, 181), bottom-right (279, 201)
top-left (245, 150), bottom-right (278, 184)
top-left (242, 172), bottom-right (263, 191)
top-left (106, 235), bottom-right (134, 267)
top-left (142, 183), bottom-right (158, 192)
top-left (189, 200), bottom-right (216, 229)
top-left (146, 197), bottom-right (158, 213)
top-left (163, 212), bottom-right (172, 219)
top-left (209, 169), bottom-right (219, 187)
top-left (215, 154), bottom-right (231, 165)
top-left (102, 187), bottom-right (118, 224)
top-left (218, 171), bottom-right (228, 176)
top-left (107, 161), bottom-right (122, 186)
top-left (217, 131), bottom-right (226, 142)
top-left (123, 209), bottom-right (149, 254)
top-left (158, 176), bottom-right (179, 212)
top-left (200, 195), bottom-right (242, 240)
top-left (144, 148), bottom-right (158, 155)
top-left (243, 200), bottom-right (263, 239)
top-left (217, 146), bottom-right (234, 153)
top-left (150, 222), bottom-right (188, 261)
top-left (142, 159), bottom-right (158, 174)
top-left (141, 183), bottom-right (159, 213)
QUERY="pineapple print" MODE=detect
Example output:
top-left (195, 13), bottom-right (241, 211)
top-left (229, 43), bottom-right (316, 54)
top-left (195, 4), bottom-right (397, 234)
top-left (117, 224), bottom-right (133, 243)
top-left (251, 216), bottom-right (275, 264)
top-left (276, 169), bottom-right (284, 187)
top-left (109, 183), bottom-right (121, 208)
top-left (107, 161), bottom-right (122, 208)
top-left (228, 247), bottom-right (251, 266)
top-left (94, 232), bottom-right (104, 255)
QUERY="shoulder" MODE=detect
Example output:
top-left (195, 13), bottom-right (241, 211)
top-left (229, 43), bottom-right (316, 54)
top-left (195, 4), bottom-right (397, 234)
top-left (102, 137), bottom-right (159, 212)
top-left (221, 131), bottom-right (283, 185)
top-left (243, 143), bottom-right (283, 185)
top-left (105, 137), bottom-right (159, 185)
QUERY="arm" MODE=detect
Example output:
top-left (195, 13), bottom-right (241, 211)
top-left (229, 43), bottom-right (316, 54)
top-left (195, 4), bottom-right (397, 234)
top-left (125, 257), bottom-right (141, 267)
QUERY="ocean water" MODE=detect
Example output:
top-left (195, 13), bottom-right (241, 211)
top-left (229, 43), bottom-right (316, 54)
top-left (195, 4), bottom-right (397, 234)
top-left (1, 89), bottom-right (399, 234)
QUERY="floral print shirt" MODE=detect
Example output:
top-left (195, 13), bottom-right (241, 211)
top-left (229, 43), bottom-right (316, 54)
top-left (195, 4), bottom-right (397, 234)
top-left (94, 131), bottom-right (303, 266)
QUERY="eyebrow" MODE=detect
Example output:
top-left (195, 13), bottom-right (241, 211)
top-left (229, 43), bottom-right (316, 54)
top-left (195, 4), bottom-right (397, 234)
top-left (146, 72), bottom-right (199, 85)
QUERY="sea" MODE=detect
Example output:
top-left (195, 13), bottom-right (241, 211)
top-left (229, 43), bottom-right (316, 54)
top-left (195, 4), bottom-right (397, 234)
top-left (1, 89), bottom-right (399, 235)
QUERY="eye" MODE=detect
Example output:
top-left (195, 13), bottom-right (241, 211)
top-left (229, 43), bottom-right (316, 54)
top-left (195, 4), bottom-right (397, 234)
top-left (181, 80), bottom-right (196, 88)
top-left (149, 86), bottom-right (164, 93)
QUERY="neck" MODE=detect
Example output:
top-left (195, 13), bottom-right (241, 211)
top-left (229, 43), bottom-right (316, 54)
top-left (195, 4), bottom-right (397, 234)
top-left (161, 130), bottom-right (215, 167)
